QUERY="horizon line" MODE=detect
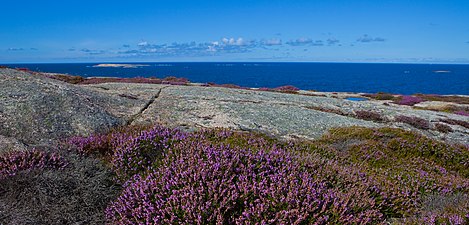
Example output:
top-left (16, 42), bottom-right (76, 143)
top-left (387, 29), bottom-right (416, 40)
top-left (2, 61), bottom-right (469, 65)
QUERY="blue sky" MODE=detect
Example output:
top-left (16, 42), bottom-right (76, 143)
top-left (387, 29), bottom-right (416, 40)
top-left (1, 0), bottom-right (469, 63)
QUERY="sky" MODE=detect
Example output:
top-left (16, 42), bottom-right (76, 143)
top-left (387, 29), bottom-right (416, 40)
top-left (1, 0), bottom-right (469, 63)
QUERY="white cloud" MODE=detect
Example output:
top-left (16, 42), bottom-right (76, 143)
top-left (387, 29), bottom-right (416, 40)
top-left (7, 48), bottom-right (25, 51)
top-left (262, 38), bottom-right (282, 46)
top-left (138, 41), bottom-right (149, 47)
top-left (357, 35), bottom-right (386, 43)
top-left (286, 37), bottom-right (313, 46)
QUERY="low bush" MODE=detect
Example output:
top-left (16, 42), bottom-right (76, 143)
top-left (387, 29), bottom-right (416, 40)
top-left (306, 105), bottom-right (351, 116)
top-left (434, 123), bottom-right (453, 133)
top-left (395, 115), bottom-right (431, 130)
top-left (363, 92), bottom-right (397, 100)
top-left (16, 68), bottom-right (30, 72)
top-left (161, 76), bottom-right (189, 85)
top-left (273, 85), bottom-right (300, 93)
top-left (354, 110), bottom-right (385, 122)
top-left (454, 110), bottom-right (469, 117)
top-left (106, 144), bottom-right (382, 224)
top-left (205, 82), bottom-right (247, 89)
top-left (257, 85), bottom-right (300, 94)
top-left (0, 150), bottom-right (67, 179)
top-left (440, 119), bottom-right (469, 129)
top-left (48, 74), bottom-right (86, 84)
top-left (80, 77), bottom-right (164, 85)
top-left (68, 125), bottom-right (469, 224)
top-left (415, 94), bottom-right (469, 105)
top-left (394, 95), bottom-right (425, 106)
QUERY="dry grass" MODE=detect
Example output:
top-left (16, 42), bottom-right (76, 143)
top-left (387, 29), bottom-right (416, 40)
top-left (0, 153), bottom-right (120, 225)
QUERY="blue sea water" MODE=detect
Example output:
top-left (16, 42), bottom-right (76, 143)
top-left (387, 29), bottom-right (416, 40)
top-left (345, 97), bottom-right (368, 101)
top-left (4, 62), bottom-right (469, 95)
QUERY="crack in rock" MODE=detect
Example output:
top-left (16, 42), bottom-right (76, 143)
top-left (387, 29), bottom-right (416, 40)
top-left (126, 86), bottom-right (168, 125)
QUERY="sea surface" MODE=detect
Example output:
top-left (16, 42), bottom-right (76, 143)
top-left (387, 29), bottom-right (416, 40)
top-left (5, 62), bottom-right (469, 95)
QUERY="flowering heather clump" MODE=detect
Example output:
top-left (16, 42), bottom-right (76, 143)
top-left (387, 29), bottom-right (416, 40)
top-left (203, 82), bottom-right (247, 89)
top-left (440, 118), bottom-right (469, 129)
top-left (69, 134), bottom-right (110, 156)
top-left (69, 125), bottom-right (186, 181)
top-left (273, 85), bottom-right (300, 93)
top-left (397, 192), bottom-right (469, 224)
top-left (434, 123), bottom-right (453, 133)
top-left (161, 76), bottom-right (190, 85)
top-left (68, 125), bottom-right (152, 156)
top-left (80, 77), bottom-right (164, 85)
top-left (306, 105), bottom-right (351, 116)
top-left (0, 150), bottom-right (67, 179)
top-left (213, 83), bottom-right (243, 89)
top-left (256, 87), bottom-right (270, 91)
top-left (16, 68), bottom-right (31, 72)
top-left (111, 126), bottom-right (187, 181)
top-left (415, 94), bottom-right (469, 105)
top-left (395, 95), bottom-right (425, 106)
top-left (354, 110), bottom-right (385, 122)
top-left (106, 142), bottom-right (382, 224)
top-left (455, 110), bottom-right (469, 117)
top-left (363, 92), bottom-right (397, 100)
top-left (69, 125), bottom-right (469, 224)
top-left (48, 74), bottom-right (86, 84)
top-left (315, 127), bottom-right (469, 219)
top-left (257, 85), bottom-right (300, 94)
top-left (395, 115), bottom-right (431, 130)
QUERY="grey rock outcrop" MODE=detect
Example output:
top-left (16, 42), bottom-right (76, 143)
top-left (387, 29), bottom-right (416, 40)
top-left (1, 68), bottom-right (468, 151)
top-left (85, 83), bottom-right (469, 145)
top-left (0, 69), bottom-right (141, 148)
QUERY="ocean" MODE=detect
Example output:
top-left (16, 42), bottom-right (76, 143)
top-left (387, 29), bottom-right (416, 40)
top-left (4, 62), bottom-right (469, 95)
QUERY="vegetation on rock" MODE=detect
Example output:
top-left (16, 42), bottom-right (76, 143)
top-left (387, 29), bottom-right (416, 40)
top-left (440, 119), bottom-right (469, 129)
top-left (68, 125), bottom-right (469, 224)
top-left (354, 110), bottom-right (386, 122)
top-left (395, 115), bottom-right (431, 130)
top-left (0, 149), bottom-right (67, 179)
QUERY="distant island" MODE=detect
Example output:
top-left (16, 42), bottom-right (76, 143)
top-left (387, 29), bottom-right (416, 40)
top-left (433, 70), bottom-right (452, 74)
top-left (92, 63), bottom-right (150, 68)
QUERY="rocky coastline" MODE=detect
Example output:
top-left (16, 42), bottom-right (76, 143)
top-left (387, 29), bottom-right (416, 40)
top-left (1, 68), bottom-right (467, 150)
top-left (1, 67), bottom-right (468, 224)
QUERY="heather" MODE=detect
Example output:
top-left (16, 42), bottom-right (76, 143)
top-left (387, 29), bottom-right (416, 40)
top-left (363, 92), bottom-right (397, 100)
top-left (354, 110), bottom-right (385, 122)
top-left (434, 123), bottom-right (453, 133)
top-left (204, 83), bottom-right (301, 94)
top-left (360, 93), bottom-right (427, 106)
top-left (395, 115), bottom-right (431, 130)
top-left (258, 85), bottom-right (300, 94)
top-left (0, 149), bottom-right (68, 179)
top-left (50, 74), bottom-right (86, 84)
top-left (69, 125), bottom-right (469, 224)
top-left (305, 105), bottom-right (351, 116)
top-left (394, 95), bottom-right (425, 106)
top-left (454, 110), bottom-right (469, 117)
top-left (414, 103), bottom-right (469, 116)
top-left (363, 92), bottom-right (469, 106)
top-left (440, 118), bottom-right (469, 129)
top-left (46, 73), bottom-right (190, 85)
top-left (205, 82), bottom-right (248, 89)
top-left (415, 94), bottom-right (469, 105)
